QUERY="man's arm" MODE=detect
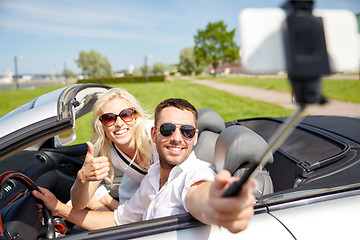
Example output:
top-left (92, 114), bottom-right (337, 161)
top-left (185, 170), bottom-right (257, 233)
top-left (33, 187), bottom-right (116, 230)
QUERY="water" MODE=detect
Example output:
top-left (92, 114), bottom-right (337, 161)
top-left (0, 79), bottom-right (76, 91)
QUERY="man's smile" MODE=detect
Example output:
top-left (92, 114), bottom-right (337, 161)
top-left (166, 145), bottom-right (184, 153)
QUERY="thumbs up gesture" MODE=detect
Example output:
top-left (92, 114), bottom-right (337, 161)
top-left (78, 142), bottom-right (110, 183)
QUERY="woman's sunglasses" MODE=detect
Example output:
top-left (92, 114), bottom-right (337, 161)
top-left (100, 108), bottom-right (136, 127)
top-left (158, 123), bottom-right (196, 140)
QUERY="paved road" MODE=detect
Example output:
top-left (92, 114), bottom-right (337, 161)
top-left (180, 76), bottom-right (360, 116)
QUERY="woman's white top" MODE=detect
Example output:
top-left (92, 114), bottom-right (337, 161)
top-left (109, 143), bottom-right (147, 183)
top-left (108, 119), bottom-right (157, 203)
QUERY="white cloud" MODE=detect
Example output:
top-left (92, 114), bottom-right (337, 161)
top-left (1, 1), bottom-right (153, 27)
top-left (0, 0), bottom-right (196, 46)
top-left (0, 16), bottom-right (191, 45)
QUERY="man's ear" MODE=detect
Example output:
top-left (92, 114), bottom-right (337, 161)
top-left (151, 126), bottom-right (156, 143)
top-left (193, 129), bottom-right (199, 146)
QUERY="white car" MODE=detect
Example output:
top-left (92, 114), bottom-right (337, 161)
top-left (0, 83), bottom-right (359, 239)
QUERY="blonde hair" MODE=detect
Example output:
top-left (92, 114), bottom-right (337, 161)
top-left (92, 88), bottom-right (153, 184)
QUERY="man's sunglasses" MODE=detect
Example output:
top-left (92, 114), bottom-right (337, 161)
top-left (158, 123), bottom-right (196, 140)
top-left (99, 108), bottom-right (136, 127)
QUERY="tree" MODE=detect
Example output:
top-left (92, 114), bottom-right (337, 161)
top-left (75, 49), bottom-right (112, 78)
top-left (194, 21), bottom-right (239, 77)
top-left (178, 47), bottom-right (193, 75)
top-left (63, 68), bottom-right (76, 78)
top-left (139, 65), bottom-right (151, 76)
top-left (152, 62), bottom-right (165, 75)
top-left (133, 68), bottom-right (142, 76)
top-left (178, 47), bottom-right (203, 75)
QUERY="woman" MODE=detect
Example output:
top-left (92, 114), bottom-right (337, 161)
top-left (70, 88), bottom-right (154, 211)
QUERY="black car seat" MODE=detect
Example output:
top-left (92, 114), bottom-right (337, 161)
top-left (214, 125), bottom-right (274, 197)
top-left (193, 108), bottom-right (225, 164)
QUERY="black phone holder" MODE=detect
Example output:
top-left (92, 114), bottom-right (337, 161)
top-left (222, 0), bottom-right (331, 198)
top-left (282, 0), bottom-right (330, 104)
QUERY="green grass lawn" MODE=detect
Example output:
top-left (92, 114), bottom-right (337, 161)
top-left (74, 78), bottom-right (292, 144)
top-left (0, 78), bottom-right (292, 145)
top-left (119, 78), bottom-right (292, 120)
top-left (195, 75), bottom-right (360, 103)
top-left (322, 79), bottom-right (360, 103)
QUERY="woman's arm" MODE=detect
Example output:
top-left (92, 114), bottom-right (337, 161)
top-left (70, 173), bottom-right (101, 209)
top-left (70, 142), bottom-right (110, 210)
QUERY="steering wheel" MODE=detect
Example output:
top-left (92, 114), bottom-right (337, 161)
top-left (0, 171), bottom-right (55, 239)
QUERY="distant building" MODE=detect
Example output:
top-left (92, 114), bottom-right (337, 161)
top-left (113, 73), bottom-right (125, 78)
top-left (208, 64), bottom-right (243, 76)
top-left (18, 75), bottom-right (33, 83)
top-left (0, 71), bottom-right (13, 83)
top-left (127, 64), bottom-right (135, 75)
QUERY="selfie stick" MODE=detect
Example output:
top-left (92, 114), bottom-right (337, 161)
top-left (222, 0), bottom-right (330, 197)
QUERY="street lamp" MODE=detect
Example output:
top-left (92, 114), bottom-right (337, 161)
top-left (64, 61), bottom-right (68, 80)
top-left (144, 55), bottom-right (153, 83)
top-left (14, 55), bottom-right (23, 90)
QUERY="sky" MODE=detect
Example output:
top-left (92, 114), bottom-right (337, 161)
top-left (0, 0), bottom-right (359, 76)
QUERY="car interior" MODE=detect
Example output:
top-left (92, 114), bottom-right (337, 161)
top-left (194, 108), bottom-right (274, 197)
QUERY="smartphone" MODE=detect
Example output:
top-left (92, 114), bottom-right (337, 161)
top-left (222, 162), bottom-right (259, 197)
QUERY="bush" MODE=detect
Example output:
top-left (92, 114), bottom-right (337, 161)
top-left (77, 75), bottom-right (166, 84)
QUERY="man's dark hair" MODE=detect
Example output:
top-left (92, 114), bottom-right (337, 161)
top-left (154, 98), bottom-right (198, 126)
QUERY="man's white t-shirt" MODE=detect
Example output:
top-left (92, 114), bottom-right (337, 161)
top-left (114, 151), bottom-right (216, 224)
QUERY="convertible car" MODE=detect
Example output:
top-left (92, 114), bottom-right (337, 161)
top-left (0, 83), bottom-right (359, 239)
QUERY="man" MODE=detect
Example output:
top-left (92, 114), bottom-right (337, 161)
top-left (33, 98), bottom-right (256, 233)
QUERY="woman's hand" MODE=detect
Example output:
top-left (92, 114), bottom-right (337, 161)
top-left (32, 186), bottom-right (65, 216)
top-left (78, 142), bottom-right (110, 183)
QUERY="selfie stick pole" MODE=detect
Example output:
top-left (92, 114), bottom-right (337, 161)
top-left (223, 0), bottom-right (330, 197)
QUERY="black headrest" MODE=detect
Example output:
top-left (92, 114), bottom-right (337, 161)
top-left (214, 125), bottom-right (273, 174)
top-left (197, 108), bottom-right (225, 134)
